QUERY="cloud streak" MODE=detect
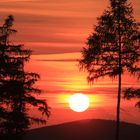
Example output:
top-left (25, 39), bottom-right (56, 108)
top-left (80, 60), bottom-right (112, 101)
top-left (0, 0), bottom-right (139, 54)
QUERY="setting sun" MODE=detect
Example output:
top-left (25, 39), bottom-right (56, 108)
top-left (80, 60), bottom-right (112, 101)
top-left (68, 93), bottom-right (90, 112)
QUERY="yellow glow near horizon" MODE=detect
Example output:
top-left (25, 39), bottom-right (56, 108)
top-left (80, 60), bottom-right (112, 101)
top-left (68, 93), bottom-right (89, 112)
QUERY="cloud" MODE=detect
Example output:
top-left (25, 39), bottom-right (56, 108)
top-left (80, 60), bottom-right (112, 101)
top-left (0, 0), bottom-right (140, 54)
top-left (0, 0), bottom-right (34, 2)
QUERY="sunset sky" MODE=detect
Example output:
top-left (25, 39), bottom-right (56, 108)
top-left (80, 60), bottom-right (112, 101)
top-left (0, 0), bottom-right (139, 54)
top-left (0, 0), bottom-right (140, 128)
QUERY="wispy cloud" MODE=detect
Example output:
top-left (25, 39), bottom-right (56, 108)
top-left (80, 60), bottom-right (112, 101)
top-left (0, 0), bottom-right (139, 54)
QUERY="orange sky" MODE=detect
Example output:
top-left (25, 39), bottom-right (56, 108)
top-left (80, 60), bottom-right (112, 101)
top-left (25, 53), bottom-right (140, 128)
top-left (0, 0), bottom-right (140, 127)
top-left (0, 0), bottom-right (140, 54)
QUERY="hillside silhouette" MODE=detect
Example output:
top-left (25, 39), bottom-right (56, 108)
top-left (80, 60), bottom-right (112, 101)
top-left (24, 119), bottom-right (140, 140)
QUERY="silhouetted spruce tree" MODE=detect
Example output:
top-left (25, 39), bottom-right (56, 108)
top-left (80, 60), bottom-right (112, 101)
top-left (124, 88), bottom-right (140, 107)
top-left (0, 15), bottom-right (50, 137)
top-left (79, 0), bottom-right (140, 140)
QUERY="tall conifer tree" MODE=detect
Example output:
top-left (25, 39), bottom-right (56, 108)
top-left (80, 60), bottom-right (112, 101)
top-left (79, 0), bottom-right (140, 140)
top-left (0, 16), bottom-right (50, 136)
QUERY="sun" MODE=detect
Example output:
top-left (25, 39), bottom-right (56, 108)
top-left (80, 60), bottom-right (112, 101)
top-left (68, 93), bottom-right (89, 112)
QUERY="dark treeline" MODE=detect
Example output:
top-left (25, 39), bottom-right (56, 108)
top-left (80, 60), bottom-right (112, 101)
top-left (0, 16), bottom-right (50, 139)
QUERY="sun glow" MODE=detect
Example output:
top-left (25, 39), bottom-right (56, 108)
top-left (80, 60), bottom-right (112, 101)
top-left (68, 93), bottom-right (90, 112)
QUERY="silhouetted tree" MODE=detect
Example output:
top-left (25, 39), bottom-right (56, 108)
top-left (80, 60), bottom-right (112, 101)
top-left (124, 88), bottom-right (140, 107)
top-left (79, 0), bottom-right (140, 140)
top-left (0, 15), bottom-right (50, 137)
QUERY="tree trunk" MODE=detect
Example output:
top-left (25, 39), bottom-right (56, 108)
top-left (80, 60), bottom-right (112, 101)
top-left (116, 72), bottom-right (121, 140)
top-left (116, 1), bottom-right (122, 140)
